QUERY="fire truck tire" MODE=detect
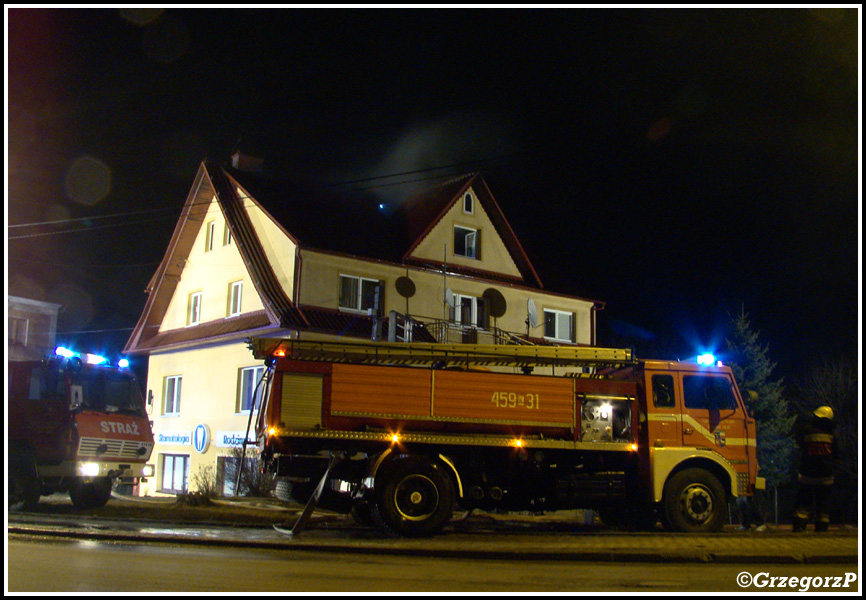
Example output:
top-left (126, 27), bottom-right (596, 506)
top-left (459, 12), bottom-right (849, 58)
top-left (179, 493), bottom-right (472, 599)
top-left (69, 477), bottom-right (112, 510)
top-left (376, 458), bottom-right (456, 537)
top-left (662, 468), bottom-right (727, 533)
top-left (9, 445), bottom-right (41, 511)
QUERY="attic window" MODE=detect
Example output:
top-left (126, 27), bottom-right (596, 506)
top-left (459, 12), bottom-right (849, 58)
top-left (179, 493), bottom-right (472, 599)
top-left (205, 221), bottom-right (216, 252)
top-left (463, 192), bottom-right (474, 214)
top-left (454, 226), bottom-right (479, 260)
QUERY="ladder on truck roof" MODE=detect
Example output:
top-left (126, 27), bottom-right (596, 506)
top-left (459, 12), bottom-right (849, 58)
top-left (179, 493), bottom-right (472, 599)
top-left (248, 337), bottom-right (636, 369)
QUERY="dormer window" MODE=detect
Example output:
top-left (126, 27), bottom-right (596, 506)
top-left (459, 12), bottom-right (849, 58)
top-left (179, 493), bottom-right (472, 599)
top-left (463, 192), bottom-right (474, 214)
top-left (454, 226), bottom-right (479, 259)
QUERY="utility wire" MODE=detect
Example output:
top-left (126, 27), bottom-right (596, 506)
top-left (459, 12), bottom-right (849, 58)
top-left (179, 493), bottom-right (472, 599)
top-left (7, 153), bottom-right (524, 234)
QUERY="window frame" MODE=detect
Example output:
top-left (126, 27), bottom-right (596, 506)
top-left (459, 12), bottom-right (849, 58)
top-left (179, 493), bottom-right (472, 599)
top-left (188, 291), bottom-right (202, 326)
top-left (160, 453), bottom-right (189, 494)
top-left (228, 281), bottom-right (243, 317)
top-left (205, 220), bottom-right (216, 252)
top-left (338, 275), bottom-right (381, 313)
top-left (223, 221), bottom-right (232, 246)
top-left (463, 192), bottom-right (474, 214)
top-left (237, 365), bottom-right (265, 414)
top-left (164, 375), bottom-right (182, 416)
top-left (454, 225), bottom-right (479, 259)
top-left (683, 375), bottom-right (739, 411)
top-left (543, 309), bottom-right (575, 343)
top-left (9, 316), bottom-right (29, 347)
top-left (454, 294), bottom-right (489, 329)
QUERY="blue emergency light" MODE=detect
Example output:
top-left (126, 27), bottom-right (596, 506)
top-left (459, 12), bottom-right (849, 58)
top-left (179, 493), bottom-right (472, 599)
top-left (697, 353), bottom-right (716, 366)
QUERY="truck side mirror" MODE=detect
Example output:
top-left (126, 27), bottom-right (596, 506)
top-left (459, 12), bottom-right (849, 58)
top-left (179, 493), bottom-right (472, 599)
top-left (147, 390), bottom-right (154, 415)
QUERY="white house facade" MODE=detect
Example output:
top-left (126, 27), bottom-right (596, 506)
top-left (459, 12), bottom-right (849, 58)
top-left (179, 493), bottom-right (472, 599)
top-left (125, 158), bottom-right (604, 496)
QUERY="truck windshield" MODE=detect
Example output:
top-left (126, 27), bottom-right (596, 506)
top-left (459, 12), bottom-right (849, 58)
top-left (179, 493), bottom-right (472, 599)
top-left (72, 368), bottom-right (146, 416)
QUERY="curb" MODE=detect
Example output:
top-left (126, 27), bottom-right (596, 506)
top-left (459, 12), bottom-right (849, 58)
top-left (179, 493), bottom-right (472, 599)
top-left (8, 520), bottom-right (859, 565)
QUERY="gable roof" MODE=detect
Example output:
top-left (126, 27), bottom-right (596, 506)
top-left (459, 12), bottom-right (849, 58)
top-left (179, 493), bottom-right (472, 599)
top-left (124, 161), bottom-right (309, 355)
top-left (401, 173), bottom-right (543, 288)
top-left (124, 162), bottom-right (544, 355)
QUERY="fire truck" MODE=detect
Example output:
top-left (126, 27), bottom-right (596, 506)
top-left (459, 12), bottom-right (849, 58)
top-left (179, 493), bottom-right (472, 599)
top-left (8, 348), bottom-right (155, 510)
top-left (248, 338), bottom-right (763, 536)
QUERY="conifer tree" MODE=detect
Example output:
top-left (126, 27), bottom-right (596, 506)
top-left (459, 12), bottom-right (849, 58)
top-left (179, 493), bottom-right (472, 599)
top-left (725, 308), bottom-right (797, 488)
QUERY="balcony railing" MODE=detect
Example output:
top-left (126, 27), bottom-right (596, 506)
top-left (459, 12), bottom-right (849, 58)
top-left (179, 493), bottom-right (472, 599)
top-left (387, 310), bottom-right (537, 346)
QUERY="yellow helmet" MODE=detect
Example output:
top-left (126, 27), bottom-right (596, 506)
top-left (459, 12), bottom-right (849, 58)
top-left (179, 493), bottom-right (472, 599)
top-left (813, 406), bottom-right (834, 420)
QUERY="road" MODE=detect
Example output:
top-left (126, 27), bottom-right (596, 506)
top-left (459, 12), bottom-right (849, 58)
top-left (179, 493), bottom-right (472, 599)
top-left (6, 534), bottom-right (859, 593)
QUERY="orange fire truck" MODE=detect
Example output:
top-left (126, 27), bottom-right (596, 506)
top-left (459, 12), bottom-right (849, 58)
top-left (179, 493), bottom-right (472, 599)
top-left (249, 338), bottom-right (763, 536)
top-left (8, 348), bottom-right (155, 510)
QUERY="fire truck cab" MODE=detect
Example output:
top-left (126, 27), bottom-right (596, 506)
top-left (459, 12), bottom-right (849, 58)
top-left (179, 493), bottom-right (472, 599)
top-left (8, 349), bottom-right (155, 510)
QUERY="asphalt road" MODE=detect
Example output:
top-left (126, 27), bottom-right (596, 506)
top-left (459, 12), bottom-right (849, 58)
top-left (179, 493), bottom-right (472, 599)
top-left (6, 536), bottom-right (860, 593)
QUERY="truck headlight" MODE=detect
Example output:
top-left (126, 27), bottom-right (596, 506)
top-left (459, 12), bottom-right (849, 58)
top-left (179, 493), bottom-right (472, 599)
top-left (141, 464), bottom-right (154, 478)
top-left (81, 462), bottom-right (101, 477)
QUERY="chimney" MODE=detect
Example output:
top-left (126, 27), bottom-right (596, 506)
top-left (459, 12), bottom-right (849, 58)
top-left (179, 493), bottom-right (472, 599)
top-left (230, 151), bottom-right (264, 173)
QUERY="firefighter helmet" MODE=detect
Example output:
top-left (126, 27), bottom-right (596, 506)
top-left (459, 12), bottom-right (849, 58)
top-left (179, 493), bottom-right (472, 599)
top-left (813, 406), bottom-right (834, 420)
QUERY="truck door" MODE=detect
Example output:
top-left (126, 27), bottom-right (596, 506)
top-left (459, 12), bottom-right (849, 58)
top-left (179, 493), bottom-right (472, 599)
top-left (644, 371), bottom-right (682, 448)
top-left (24, 366), bottom-right (71, 462)
top-left (679, 373), bottom-right (748, 462)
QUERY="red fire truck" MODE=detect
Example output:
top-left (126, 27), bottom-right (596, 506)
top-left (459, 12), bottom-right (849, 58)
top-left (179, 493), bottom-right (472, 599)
top-left (249, 339), bottom-right (763, 536)
top-left (8, 348), bottom-right (155, 510)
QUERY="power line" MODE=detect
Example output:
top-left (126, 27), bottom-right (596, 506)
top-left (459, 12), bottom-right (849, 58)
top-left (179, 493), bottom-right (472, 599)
top-left (7, 206), bottom-right (179, 229)
top-left (7, 153), bottom-right (525, 236)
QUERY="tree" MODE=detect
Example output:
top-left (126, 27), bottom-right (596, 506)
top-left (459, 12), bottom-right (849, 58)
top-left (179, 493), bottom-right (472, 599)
top-left (725, 308), bottom-right (797, 488)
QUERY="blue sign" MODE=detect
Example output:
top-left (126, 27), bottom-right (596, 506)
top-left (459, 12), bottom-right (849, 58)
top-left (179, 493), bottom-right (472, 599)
top-left (193, 424), bottom-right (210, 454)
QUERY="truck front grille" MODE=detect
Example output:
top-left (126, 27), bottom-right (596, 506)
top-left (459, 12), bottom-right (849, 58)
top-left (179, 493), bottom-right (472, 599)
top-left (78, 437), bottom-right (154, 460)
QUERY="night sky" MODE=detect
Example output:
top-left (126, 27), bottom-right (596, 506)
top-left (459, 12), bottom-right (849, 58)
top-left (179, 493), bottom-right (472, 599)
top-left (7, 8), bottom-right (860, 378)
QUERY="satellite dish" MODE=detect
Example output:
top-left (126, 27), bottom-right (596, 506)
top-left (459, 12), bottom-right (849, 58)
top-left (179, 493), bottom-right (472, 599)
top-left (395, 276), bottom-right (416, 298)
top-left (527, 298), bottom-right (538, 329)
top-left (483, 288), bottom-right (507, 319)
top-left (445, 288), bottom-right (455, 308)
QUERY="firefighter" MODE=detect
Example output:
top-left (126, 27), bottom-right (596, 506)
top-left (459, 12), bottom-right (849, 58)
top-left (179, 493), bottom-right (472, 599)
top-left (792, 406), bottom-right (837, 532)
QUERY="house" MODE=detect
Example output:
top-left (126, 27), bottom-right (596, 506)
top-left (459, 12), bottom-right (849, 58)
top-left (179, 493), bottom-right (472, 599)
top-left (8, 295), bottom-right (62, 362)
top-left (124, 156), bottom-right (604, 496)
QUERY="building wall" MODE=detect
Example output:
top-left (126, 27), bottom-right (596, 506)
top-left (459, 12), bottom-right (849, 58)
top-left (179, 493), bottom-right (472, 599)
top-left (298, 249), bottom-right (596, 346)
top-left (8, 296), bottom-right (62, 361)
top-left (160, 198), bottom-right (266, 332)
top-left (142, 341), bottom-right (264, 497)
top-left (238, 187), bottom-right (298, 301)
top-left (410, 186), bottom-right (523, 278)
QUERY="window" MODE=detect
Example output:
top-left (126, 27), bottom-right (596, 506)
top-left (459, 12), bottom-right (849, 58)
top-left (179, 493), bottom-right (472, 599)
top-left (223, 222), bottom-right (232, 246)
top-left (218, 455), bottom-right (258, 497)
top-left (238, 365), bottom-right (265, 413)
top-left (652, 375), bottom-right (675, 408)
top-left (160, 454), bottom-right (189, 494)
top-left (205, 220), bottom-right (216, 252)
top-left (683, 376), bottom-right (738, 411)
top-left (339, 275), bottom-right (381, 312)
top-left (229, 281), bottom-right (242, 316)
top-left (463, 192), bottom-right (474, 214)
top-left (164, 375), bottom-right (182, 415)
top-left (188, 292), bottom-right (202, 325)
top-left (9, 317), bottom-right (28, 346)
top-left (544, 309), bottom-right (574, 342)
top-left (455, 294), bottom-right (488, 329)
top-left (454, 226), bottom-right (478, 259)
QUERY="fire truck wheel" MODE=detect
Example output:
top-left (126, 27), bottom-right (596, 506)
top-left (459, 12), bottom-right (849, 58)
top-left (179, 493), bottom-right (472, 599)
top-left (376, 458), bottom-right (456, 537)
top-left (662, 468), bottom-right (727, 533)
top-left (69, 477), bottom-right (113, 510)
top-left (9, 445), bottom-right (41, 511)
